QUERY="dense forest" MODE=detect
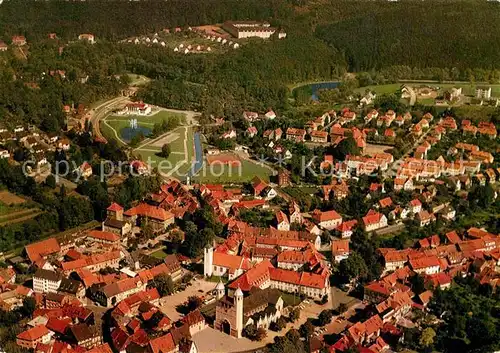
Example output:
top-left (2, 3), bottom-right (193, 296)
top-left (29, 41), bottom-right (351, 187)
top-left (0, 0), bottom-right (292, 42)
top-left (315, 1), bottom-right (500, 71)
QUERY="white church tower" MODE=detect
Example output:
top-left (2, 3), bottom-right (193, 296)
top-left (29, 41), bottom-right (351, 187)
top-left (204, 246), bottom-right (213, 277)
top-left (234, 287), bottom-right (244, 338)
top-left (215, 280), bottom-right (225, 300)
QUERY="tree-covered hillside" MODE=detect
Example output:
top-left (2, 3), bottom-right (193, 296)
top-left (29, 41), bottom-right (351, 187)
top-left (315, 1), bottom-right (500, 71)
top-left (0, 0), bottom-right (291, 41)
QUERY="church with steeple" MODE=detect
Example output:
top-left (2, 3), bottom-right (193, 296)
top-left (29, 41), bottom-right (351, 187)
top-left (213, 280), bottom-right (284, 339)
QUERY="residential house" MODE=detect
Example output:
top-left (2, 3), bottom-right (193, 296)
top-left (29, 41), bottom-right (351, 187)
top-left (246, 126), bottom-right (258, 138)
top-left (409, 256), bottom-right (441, 275)
top-left (275, 211), bottom-right (290, 231)
top-left (363, 210), bottom-right (388, 232)
top-left (242, 111), bottom-right (259, 122)
top-left (332, 240), bottom-right (350, 263)
top-left (78, 33), bottom-right (96, 44)
top-left (288, 203), bottom-right (303, 224)
top-left (17, 325), bottom-right (52, 349)
top-left (409, 199), bottom-right (422, 214)
top-left (416, 210), bottom-right (436, 227)
top-left (33, 269), bottom-right (62, 294)
top-left (336, 220), bottom-right (357, 239)
top-left (79, 162), bottom-right (93, 179)
top-left (286, 128), bottom-right (306, 142)
top-left (265, 110), bottom-right (276, 120)
top-left (394, 177), bottom-right (413, 191)
top-left (12, 35), bottom-right (27, 46)
top-left (69, 323), bottom-right (102, 349)
top-left (251, 176), bottom-right (277, 200)
top-left (310, 130), bottom-right (328, 143)
top-left (311, 209), bottom-right (342, 230)
top-left (476, 86), bottom-right (492, 99)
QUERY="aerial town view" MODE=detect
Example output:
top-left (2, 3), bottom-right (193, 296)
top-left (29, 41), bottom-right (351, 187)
top-left (0, 0), bottom-right (499, 353)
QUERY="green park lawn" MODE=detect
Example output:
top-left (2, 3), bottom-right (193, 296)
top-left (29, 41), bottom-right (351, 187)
top-left (192, 158), bottom-right (271, 183)
top-left (151, 248), bottom-right (169, 260)
top-left (102, 110), bottom-right (186, 145)
top-left (134, 126), bottom-right (194, 177)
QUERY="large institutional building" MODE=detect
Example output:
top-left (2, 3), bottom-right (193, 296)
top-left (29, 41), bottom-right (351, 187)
top-left (222, 21), bottom-right (286, 39)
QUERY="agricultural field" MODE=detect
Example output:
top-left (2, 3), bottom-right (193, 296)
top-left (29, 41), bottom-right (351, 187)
top-left (0, 191), bottom-right (42, 226)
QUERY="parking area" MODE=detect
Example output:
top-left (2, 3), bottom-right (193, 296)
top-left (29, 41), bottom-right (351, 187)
top-left (158, 277), bottom-right (217, 322)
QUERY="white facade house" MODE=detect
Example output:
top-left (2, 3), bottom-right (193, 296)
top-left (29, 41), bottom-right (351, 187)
top-left (33, 269), bottom-right (62, 294)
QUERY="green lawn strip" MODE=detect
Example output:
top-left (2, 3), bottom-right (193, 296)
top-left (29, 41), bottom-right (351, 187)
top-left (150, 248), bottom-right (169, 259)
top-left (279, 291), bottom-right (303, 307)
top-left (192, 158), bottom-right (271, 183)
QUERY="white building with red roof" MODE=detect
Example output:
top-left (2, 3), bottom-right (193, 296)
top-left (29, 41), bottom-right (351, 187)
top-left (87, 230), bottom-right (120, 245)
top-left (275, 210), bottom-right (290, 231)
top-left (311, 209), bottom-right (342, 230)
top-left (17, 325), bottom-right (52, 349)
top-left (124, 101), bottom-right (151, 116)
top-left (409, 256), bottom-right (441, 275)
top-left (363, 210), bottom-right (387, 232)
top-left (203, 246), bottom-right (252, 280)
top-left (332, 239), bottom-right (350, 262)
top-left (337, 219), bottom-right (358, 238)
top-left (246, 126), bottom-right (258, 138)
top-left (79, 161), bottom-right (93, 179)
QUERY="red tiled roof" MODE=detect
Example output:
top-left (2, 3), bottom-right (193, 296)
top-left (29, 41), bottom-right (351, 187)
top-left (149, 333), bottom-right (176, 353)
top-left (213, 252), bottom-right (252, 271)
top-left (446, 231), bottom-right (462, 244)
top-left (25, 238), bottom-right (60, 263)
top-left (61, 250), bottom-right (121, 272)
top-left (107, 202), bottom-right (123, 212)
top-left (182, 310), bottom-right (204, 326)
top-left (337, 219), bottom-right (357, 232)
top-left (312, 209), bottom-right (342, 222)
top-left (363, 210), bottom-right (384, 226)
top-left (269, 268), bottom-right (327, 289)
top-left (87, 230), bottom-right (120, 243)
top-left (332, 239), bottom-right (349, 255)
top-left (378, 197), bottom-right (393, 208)
top-left (124, 203), bottom-right (174, 222)
top-left (252, 176), bottom-right (268, 196)
top-left (46, 317), bottom-right (72, 335)
top-left (228, 260), bottom-right (273, 291)
top-left (409, 256), bottom-right (440, 270)
top-left (17, 325), bottom-right (50, 341)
